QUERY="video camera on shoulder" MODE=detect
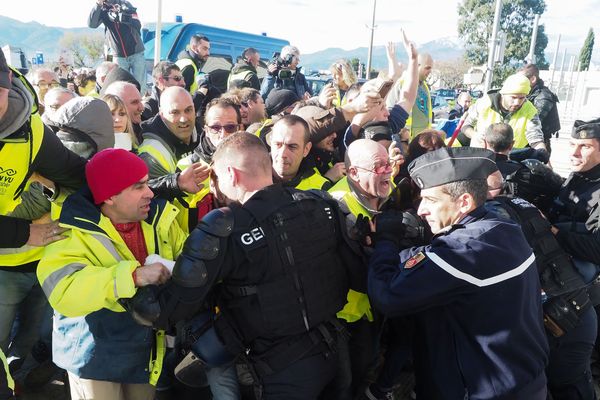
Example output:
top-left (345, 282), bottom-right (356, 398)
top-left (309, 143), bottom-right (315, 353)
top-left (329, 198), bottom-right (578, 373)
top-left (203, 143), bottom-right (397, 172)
top-left (269, 52), bottom-right (294, 80)
top-left (102, 0), bottom-right (136, 23)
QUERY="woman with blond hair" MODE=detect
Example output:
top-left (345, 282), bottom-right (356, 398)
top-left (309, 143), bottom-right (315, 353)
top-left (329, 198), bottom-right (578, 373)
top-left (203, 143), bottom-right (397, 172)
top-left (327, 59), bottom-right (357, 107)
top-left (101, 93), bottom-right (138, 151)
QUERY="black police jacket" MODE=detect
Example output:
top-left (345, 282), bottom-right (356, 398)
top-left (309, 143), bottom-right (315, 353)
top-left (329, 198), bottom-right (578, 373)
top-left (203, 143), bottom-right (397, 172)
top-left (552, 163), bottom-right (600, 264)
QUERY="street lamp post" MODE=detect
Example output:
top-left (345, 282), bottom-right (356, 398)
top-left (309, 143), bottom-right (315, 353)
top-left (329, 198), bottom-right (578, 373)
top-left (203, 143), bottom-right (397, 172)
top-left (484, 0), bottom-right (503, 92)
top-left (366, 0), bottom-right (377, 79)
top-left (153, 0), bottom-right (163, 66)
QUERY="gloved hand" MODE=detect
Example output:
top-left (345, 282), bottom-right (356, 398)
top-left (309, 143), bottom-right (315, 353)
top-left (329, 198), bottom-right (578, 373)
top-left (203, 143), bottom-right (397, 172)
top-left (351, 214), bottom-right (373, 246)
top-left (373, 209), bottom-right (407, 247)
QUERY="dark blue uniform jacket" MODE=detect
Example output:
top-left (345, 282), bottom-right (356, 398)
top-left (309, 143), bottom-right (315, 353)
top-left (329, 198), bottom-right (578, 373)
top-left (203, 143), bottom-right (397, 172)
top-left (368, 206), bottom-right (549, 399)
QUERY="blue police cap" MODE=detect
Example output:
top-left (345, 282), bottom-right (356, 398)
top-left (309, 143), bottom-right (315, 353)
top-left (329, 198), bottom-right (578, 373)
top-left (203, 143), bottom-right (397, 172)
top-left (408, 147), bottom-right (497, 189)
top-left (572, 119), bottom-right (600, 139)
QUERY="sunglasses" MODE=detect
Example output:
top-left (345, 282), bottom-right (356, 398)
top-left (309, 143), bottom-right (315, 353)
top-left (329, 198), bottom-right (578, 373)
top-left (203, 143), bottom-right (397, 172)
top-left (353, 162), bottom-right (393, 175)
top-left (163, 76), bottom-right (183, 82)
top-left (206, 124), bottom-right (238, 134)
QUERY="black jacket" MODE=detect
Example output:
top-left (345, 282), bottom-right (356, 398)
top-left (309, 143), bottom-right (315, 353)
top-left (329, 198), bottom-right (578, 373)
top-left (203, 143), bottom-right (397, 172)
top-left (228, 60), bottom-right (260, 90)
top-left (528, 79), bottom-right (560, 138)
top-left (141, 85), bottom-right (161, 122)
top-left (88, 2), bottom-right (144, 58)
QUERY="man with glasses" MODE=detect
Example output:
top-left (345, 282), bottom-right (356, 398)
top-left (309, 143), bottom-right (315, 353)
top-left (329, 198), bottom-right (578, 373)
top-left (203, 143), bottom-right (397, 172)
top-left (142, 61), bottom-right (185, 121)
top-left (29, 68), bottom-right (60, 115)
top-left (328, 138), bottom-right (398, 399)
top-left (461, 73), bottom-right (547, 152)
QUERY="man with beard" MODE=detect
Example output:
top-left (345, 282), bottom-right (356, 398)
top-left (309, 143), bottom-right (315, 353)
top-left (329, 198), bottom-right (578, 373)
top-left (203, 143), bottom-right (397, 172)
top-left (462, 73), bottom-right (547, 151)
top-left (176, 35), bottom-right (211, 95)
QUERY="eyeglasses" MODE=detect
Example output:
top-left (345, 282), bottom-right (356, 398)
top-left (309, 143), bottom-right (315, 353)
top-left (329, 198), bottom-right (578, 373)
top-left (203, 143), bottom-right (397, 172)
top-left (35, 82), bottom-right (60, 89)
top-left (206, 124), bottom-right (238, 135)
top-left (163, 76), bottom-right (183, 82)
top-left (353, 162), bottom-right (393, 175)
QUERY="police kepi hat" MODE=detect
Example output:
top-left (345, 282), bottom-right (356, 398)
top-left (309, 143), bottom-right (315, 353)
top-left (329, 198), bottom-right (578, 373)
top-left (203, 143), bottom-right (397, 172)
top-left (572, 119), bottom-right (600, 139)
top-left (408, 147), bottom-right (497, 189)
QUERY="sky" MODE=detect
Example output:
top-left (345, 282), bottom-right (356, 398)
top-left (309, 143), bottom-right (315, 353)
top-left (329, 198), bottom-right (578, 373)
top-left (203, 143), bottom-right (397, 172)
top-left (0, 0), bottom-right (597, 60)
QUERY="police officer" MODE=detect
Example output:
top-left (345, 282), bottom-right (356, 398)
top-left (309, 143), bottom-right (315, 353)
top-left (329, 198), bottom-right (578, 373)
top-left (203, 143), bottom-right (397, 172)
top-left (547, 119), bottom-right (600, 398)
top-left (134, 132), bottom-right (364, 400)
top-left (368, 147), bottom-right (549, 399)
top-left (486, 169), bottom-right (597, 400)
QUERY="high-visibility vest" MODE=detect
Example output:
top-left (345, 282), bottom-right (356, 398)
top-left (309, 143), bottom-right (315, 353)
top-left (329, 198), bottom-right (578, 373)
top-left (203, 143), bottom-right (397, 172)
top-left (176, 58), bottom-right (200, 95)
top-left (329, 177), bottom-right (377, 323)
top-left (295, 168), bottom-right (330, 191)
top-left (404, 80), bottom-right (432, 139)
top-left (0, 114), bottom-right (47, 266)
top-left (138, 134), bottom-right (209, 232)
top-left (475, 95), bottom-right (538, 149)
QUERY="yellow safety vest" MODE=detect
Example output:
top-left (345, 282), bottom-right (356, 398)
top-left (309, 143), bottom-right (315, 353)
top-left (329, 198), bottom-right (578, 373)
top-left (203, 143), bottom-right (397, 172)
top-left (0, 348), bottom-right (14, 392)
top-left (176, 58), bottom-right (200, 95)
top-left (227, 69), bottom-right (254, 90)
top-left (138, 134), bottom-right (209, 232)
top-left (295, 168), bottom-right (330, 191)
top-left (475, 96), bottom-right (538, 149)
top-left (332, 89), bottom-right (347, 108)
top-left (39, 201), bottom-right (185, 385)
top-left (0, 114), bottom-right (47, 266)
top-left (329, 177), bottom-right (380, 323)
top-left (404, 80), bottom-right (432, 139)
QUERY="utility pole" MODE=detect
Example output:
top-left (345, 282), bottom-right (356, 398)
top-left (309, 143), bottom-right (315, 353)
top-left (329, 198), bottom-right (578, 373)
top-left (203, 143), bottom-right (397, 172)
top-left (526, 14), bottom-right (540, 64)
top-left (549, 34), bottom-right (561, 90)
top-left (366, 0), bottom-right (377, 79)
top-left (153, 0), bottom-right (163, 66)
top-left (484, 0), bottom-right (503, 92)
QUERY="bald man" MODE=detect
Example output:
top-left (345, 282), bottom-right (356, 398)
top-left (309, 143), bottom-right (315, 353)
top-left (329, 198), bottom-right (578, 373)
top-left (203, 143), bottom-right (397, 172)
top-left (327, 138), bottom-right (398, 398)
top-left (135, 132), bottom-right (364, 399)
top-left (104, 81), bottom-right (145, 142)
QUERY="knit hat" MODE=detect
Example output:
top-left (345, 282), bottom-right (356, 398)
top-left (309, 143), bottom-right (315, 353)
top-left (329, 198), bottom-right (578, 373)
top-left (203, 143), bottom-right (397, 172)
top-left (265, 89), bottom-right (300, 116)
top-left (499, 74), bottom-right (531, 95)
top-left (86, 148), bottom-right (149, 204)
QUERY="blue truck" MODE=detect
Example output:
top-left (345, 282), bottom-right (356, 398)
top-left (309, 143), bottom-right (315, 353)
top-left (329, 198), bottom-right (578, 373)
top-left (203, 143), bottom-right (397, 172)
top-left (142, 22), bottom-right (289, 92)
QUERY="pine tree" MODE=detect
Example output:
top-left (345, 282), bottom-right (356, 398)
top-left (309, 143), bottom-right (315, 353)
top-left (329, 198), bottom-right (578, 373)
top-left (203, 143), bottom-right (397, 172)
top-left (578, 28), bottom-right (595, 71)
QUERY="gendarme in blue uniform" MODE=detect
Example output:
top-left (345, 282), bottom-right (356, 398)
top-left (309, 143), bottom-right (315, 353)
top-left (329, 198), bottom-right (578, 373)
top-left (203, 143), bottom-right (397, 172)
top-left (369, 206), bottom-right (549, 399)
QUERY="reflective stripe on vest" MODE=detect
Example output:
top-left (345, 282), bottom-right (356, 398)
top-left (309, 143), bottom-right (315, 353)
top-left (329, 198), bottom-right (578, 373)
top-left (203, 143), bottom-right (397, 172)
top-left (176, 58), bottom-right (199, 94)
top-left (138, 136), bottom-right (178, 173)
top-left (0, 348), bottom-right (14, 391)
top-left (0, 114), bottom-right (45, 266)
top-left (295, 169), bottom-right (329, 191)
top-left (227, 70), bottom-right (253, 90)
top-left (254, 119), bottom-right (272, 140)
top-left (329, 177), bottom-right (374, 323)
top-left (476, 96), bottom-right (538, 149)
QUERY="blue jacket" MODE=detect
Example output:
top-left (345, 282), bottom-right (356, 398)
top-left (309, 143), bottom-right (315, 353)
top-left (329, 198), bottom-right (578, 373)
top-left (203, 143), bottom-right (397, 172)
top-left (260, 66), bottom-right (312, 101)
top-left (368, 206), bottom-right (549, 399)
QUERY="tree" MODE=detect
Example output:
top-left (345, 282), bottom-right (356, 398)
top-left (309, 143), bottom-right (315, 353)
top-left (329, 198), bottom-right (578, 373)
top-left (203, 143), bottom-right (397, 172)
top-left (458, 0), bottom-right (549, 87)
top-left (59, 32), bottom-right (104, 67)
top-left (579, 28), bottom-right (595, 71)
top-left (430, 58), bottom-right (471, 89)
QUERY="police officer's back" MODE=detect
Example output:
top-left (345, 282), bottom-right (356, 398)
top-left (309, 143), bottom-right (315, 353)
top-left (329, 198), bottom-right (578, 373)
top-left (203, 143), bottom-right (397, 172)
top-left (135, 132), bottom-right (363, 399)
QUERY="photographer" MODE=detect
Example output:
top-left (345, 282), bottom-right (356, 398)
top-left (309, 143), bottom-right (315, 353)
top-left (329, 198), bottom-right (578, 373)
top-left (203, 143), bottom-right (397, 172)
top-left (260, 45), bottom-right (312, 101)
top-left (88, 0), bottom-right (146, 93)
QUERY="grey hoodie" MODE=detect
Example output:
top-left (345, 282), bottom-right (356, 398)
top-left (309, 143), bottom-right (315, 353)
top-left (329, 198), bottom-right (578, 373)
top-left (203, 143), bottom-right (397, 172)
top-left (55, 97), bottom-right (115, 159)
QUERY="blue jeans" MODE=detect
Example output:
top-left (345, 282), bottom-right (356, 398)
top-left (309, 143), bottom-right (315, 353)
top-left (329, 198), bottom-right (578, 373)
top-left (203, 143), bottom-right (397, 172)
top-left (206, 364), bottom-right (240, 400)
top-left (0, 270), bottom-right (50, 360)
top-left (113, 51), bottom-right (147, 94)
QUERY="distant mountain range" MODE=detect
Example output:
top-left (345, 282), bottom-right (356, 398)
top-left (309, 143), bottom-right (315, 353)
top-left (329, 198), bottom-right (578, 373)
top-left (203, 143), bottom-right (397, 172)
top-left (1, 16), bottom-right (595, 72)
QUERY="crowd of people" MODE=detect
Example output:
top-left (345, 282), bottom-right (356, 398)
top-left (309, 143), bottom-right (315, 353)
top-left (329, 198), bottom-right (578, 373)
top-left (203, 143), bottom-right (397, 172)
top-left (2, 3), bottom-right (600, 400)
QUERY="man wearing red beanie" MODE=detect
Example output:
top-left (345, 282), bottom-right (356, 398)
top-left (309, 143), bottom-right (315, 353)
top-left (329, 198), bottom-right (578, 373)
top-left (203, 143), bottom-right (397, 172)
top-left (37, 148), bottom-right (187, 399)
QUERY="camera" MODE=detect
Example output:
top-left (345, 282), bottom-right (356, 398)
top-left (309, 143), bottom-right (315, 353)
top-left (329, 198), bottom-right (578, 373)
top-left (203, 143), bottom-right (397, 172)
top-left (102, 0), bottom-right (136, 23)
top-left (269, 52), bottom-right (295, 80)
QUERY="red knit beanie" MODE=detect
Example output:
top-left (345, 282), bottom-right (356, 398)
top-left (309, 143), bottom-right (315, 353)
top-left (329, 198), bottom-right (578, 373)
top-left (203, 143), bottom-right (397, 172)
top-left (86, 148), bottom-right (149, 205)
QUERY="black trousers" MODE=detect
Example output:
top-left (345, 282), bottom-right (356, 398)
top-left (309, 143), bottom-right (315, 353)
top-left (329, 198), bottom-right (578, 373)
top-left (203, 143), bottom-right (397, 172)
top-left (260, 351), bottom-right (337, 400)
top-left (546, 305), bottom-right (597, 400)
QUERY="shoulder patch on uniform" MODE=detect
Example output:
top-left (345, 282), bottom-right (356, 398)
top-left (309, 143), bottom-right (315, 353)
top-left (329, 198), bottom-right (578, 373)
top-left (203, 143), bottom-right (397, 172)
top-left (404, 252), bottom-right (426, 269)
